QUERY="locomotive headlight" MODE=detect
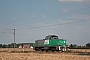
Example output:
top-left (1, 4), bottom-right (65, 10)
top-left (64, 41), bottom-right (66, 43)
top-left (44, 40), bottom-right (49, 44)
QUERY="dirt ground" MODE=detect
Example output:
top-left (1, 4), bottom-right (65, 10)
top-left (0, 48), bottom-right (90, 60)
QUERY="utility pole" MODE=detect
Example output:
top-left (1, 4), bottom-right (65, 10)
top-left (6, 29), bottom-right (16, 51)
top-left (13, 29), bottom-right (15, 50)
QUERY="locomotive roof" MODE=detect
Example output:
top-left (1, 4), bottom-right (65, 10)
top-left (46, 35), bottom-right (58, 37)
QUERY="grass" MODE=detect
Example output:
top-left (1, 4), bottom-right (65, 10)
top-left (77, 52), bottom-right (90, 56)
top-left (0, 48), bottom-right (90, 60)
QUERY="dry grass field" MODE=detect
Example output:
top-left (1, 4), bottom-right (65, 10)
top-left (0, 48), bottom-right (90, 60)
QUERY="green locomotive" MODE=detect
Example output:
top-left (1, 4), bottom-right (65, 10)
top-left (33, 35), bottom-right (68, 52)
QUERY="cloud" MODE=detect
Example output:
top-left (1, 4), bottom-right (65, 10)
top-left (42, 14), bottom-right (46, 18)
top-left (61, 8), bottom-right (68, 13)
top-left (46, 7), bottom-right (50, 9)
top-left (23, 15), bottom-right (25, 17)
top-left (45, 7), bottom-right (50, 11)
top-left (71, 15), bottom-right (90, 22)
top-left (59, 0), bottom-right (83, 2)
top-left (12, 17), bottom-right (16, 20)
top-left (30, 15), bottom-right (35, 18)
top-left (59, 0), bottom-right (90, 2)
top-left (55, 15), bottom-right (90, 27)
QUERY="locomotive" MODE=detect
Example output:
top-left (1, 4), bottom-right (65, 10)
top-left (33, 35), bottom-right (68, 52)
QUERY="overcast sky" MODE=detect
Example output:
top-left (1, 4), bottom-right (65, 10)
top-left (0, 0), bottom-right (90, 45)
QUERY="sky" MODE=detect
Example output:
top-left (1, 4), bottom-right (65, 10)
top-left (0, 0), bottom-right (90, 45)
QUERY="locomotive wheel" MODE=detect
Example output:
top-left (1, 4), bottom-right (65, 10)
top-left (46, 50), bottom-right (48, 52)
top-left (42, 49), bottom-right (44, 52)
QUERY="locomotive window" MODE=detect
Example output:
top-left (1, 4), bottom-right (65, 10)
top-left (45, 36), bottom-right (49, 40)
top-left (51, 36), bottom-right (58, 40)
top-left (45, 35), bottom-right (59, 40)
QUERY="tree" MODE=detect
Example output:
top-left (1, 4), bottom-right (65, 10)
top-left (86, 43), bottom-right (90, 48)
top-left (2, 44), bottom-right (7, 48)
top-left (11, 43), bottom-right (17, 48)
top-left (0, 44), bottom-right (2, 48)
top-left (7, 44), bottom-right (11, 48)
top-left (69, 44), bottom-right (78, 48)
top-left (16, 44), bottom-right (19, 48)
top-left (69, 44), bottom-right (73, 47)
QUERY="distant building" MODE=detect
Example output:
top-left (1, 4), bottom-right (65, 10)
top-left (23, 44), bottom-right (30, 48)
top-left (19, 45), bottom-right (22, 48)
top-left (18, 43), bottom-right (33, 48)
top-left (30, 46), bottom-right (33, 48)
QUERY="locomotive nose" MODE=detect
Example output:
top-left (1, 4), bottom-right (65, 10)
top-left (58, 40), bottom-right (66, 45)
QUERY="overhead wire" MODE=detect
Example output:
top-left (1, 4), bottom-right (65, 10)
top-left (29, 6), bottom-right (90, 23)
top-left (26, 6), bottom-right (90, 30)
top-left (17, 15), bottom-right (90, 31)
top-left (0, 6), bottom-right (90, 33)
top-left (16, 6), bottom-right (90, 27)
